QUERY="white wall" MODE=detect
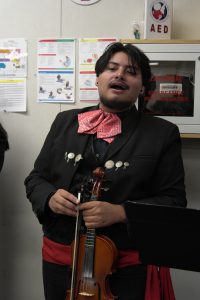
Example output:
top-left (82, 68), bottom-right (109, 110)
top-left (0, 1), bottom-right (200, 299)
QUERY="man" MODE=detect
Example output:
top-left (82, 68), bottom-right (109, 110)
top-left (25, 42), bottom-right (186, 300)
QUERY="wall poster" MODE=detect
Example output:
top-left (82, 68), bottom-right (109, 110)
top-left (0, 38), bottom-right (27, 112)
top-left (37, 38), bottom-right (76, 103)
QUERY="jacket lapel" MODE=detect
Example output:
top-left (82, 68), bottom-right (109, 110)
top-left (104, 106), bottom-right (140, 160)
top-left (62, 118), bottom-right (90, 187)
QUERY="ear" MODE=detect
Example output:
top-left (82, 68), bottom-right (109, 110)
top-left (140, 86), bottom-right (145, 95)
top-left (95, 78), bottom-right (98, 87)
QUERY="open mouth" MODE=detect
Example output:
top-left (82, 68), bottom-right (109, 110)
top-left (109, 81), bottom-right (129, 91)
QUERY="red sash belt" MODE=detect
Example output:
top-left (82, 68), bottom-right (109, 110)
top-left (43, 236), bottom-right (71, 265)
top-left (42, 236), bottom-right (175, 300)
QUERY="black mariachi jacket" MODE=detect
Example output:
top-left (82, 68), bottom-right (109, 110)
top-left (24, 105), bottom-right (187, 249)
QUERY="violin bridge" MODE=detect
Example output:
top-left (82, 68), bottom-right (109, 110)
top-left (78, 291), bottom-right (95, 296)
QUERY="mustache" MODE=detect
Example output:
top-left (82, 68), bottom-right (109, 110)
top-left (109, 80), bottom-right (129, 90)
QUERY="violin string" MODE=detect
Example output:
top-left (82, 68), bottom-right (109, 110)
top-left (83, 229), bottom-right (93, 294)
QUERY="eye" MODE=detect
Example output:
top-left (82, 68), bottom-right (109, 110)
top-left (126, 67), bottom-right (137, 75)
top-left (106, 64), bottom-right (117, 71)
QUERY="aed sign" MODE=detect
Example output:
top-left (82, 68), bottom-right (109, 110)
top-left (144, 0), bottom-right (172, 39)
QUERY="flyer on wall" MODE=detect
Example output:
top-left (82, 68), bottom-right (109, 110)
top-left (37, 38), bottom-right (76, 103)
top-left (0, 38), bottom-right (27, 112)
top-left (79, 37), bottom-right (118, 102)
top-left (0, 78), bottom-right (26, 112)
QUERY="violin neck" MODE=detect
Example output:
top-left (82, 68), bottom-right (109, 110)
top-left (83, 228), bottom-right (96, 278)
top-left (86, 228), bottom-right (96, 245)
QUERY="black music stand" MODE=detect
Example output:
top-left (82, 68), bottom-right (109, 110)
top-left (125, 201), bottom-right (200, 272)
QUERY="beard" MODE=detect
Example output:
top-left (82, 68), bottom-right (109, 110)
top-left (99, 96), bottom-right (134, 111)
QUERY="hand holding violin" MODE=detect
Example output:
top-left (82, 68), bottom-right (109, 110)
top-left (48, 189), bottom-right (80, 217)
top-left (80, 201), bottom-right (126, 228)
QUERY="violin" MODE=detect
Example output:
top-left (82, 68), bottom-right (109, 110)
top-left (66, 167), bottom-right (118, 300)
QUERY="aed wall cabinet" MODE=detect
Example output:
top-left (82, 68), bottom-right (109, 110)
top-left (121, 40), bottom-right (200, 136)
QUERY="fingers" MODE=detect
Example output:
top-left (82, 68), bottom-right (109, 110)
top-left (48, 189), bottom-right (80, 216)
top-left (80, 201), bottom-right (109, 228)
top-left (80, 201), bottom-right (126, 229)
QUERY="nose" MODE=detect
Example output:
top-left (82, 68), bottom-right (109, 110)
top-left (115, 67), bottom-right (125, 79)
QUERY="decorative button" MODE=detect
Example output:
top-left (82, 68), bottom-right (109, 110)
top-left (104, 160), bottom-right (115, 169)
top-left (74, 154), bottom-right (83, 166)
top-left (123, 162), bottom-right (130, 169)
top-left (67, 152), bottom-right (75, 162)
top-left (115, 161), bottom-right (123, 171)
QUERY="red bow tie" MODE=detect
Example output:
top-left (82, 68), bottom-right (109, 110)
top-left (78, 109), bottom-right (122, 143)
